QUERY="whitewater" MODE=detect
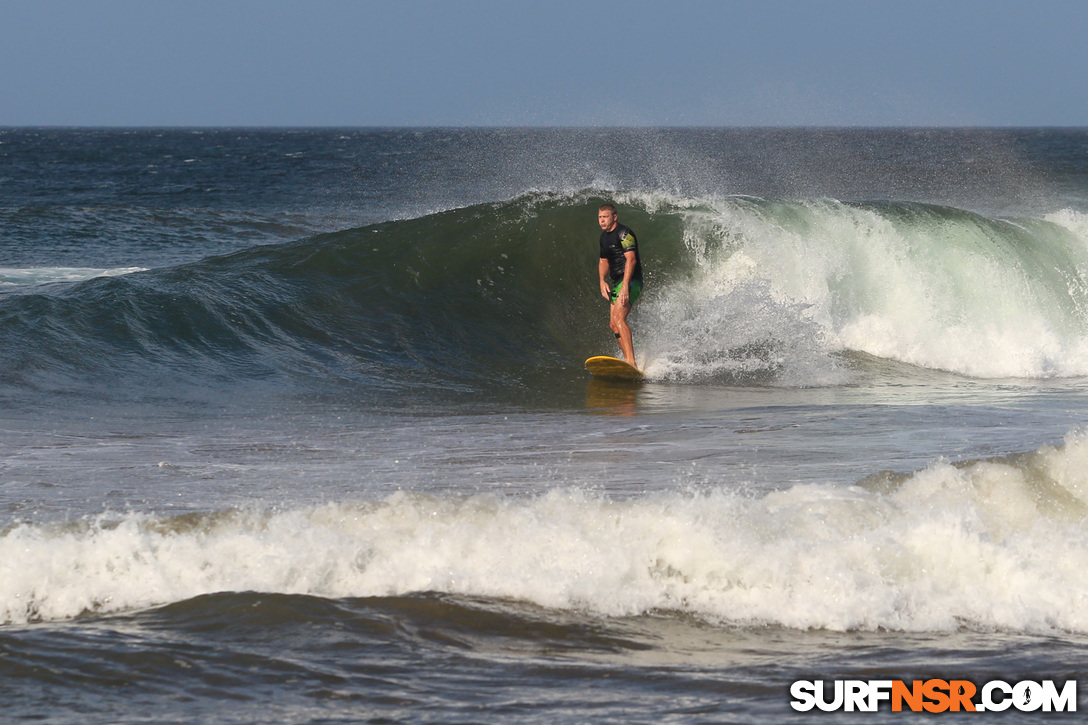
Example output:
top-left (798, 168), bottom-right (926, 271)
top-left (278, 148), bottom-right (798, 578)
top-left (2, 127), bottom-right (1088, 723)
top-left (6, 427), bottom-right (1088, 631)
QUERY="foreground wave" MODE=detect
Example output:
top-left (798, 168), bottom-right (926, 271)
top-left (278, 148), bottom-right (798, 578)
top-left (4, 427), bottom-right (1088, 632)
top-left (3, 192), bottom-right (1088, 401)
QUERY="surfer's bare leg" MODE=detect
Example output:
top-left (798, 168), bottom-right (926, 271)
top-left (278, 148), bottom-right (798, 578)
top-left (610, 300), bottom-right (636, 366)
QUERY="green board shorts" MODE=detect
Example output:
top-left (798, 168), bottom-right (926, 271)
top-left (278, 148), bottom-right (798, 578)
top-left (609, 279), bottom-right (642, 306)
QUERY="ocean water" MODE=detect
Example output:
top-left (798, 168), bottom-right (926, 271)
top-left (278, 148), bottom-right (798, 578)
top-left (3, 127), bottom-right (1088, 722)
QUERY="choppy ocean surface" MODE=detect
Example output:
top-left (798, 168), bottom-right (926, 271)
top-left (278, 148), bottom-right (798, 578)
top-left (3, 127), bottom-right (1088, 722)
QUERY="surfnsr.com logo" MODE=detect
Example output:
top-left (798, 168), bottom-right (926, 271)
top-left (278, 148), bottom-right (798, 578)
top-left (790, 679), bottom-right (1078, 713)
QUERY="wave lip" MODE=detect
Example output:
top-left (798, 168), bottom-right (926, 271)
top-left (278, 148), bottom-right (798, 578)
top-left (5, 429), bottom-right (1088, 632)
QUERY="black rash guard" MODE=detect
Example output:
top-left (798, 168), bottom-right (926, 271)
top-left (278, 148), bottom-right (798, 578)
top-left (599, 223), bottom-right (643, 283)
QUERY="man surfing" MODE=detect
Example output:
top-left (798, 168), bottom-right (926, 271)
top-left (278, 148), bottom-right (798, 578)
top-left (597, 203), bottom-right (643, 366)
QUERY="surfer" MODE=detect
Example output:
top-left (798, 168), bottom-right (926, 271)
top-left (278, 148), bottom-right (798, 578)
top-left (597, 203), bottom-right (643, 366)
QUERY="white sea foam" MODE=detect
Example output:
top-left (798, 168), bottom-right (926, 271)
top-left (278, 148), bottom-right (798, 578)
top-left (0, 266), bottom-right (147, 289)
top-left (4, 429), bottom-right (1088, 631)
top-left (641, 199), bottom-right (1088, 380)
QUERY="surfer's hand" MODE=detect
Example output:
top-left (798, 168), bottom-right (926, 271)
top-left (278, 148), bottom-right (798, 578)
top-left (600, 280), bottom-right (611, 300)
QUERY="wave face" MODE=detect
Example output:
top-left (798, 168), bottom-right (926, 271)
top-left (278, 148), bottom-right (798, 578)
top-left (0, 193), bottom-right (612, 402)
top-left (4, 428), bottom-right (1088, 631)
top-left (3, 192), bottom-right (1088, 401)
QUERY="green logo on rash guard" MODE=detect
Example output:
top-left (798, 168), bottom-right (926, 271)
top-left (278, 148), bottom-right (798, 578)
top-left (620, 232), bottom-right (636, 250)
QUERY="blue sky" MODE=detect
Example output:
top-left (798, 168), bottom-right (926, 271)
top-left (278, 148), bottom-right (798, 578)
top-left (1, 0), bottom-right (1085, 126)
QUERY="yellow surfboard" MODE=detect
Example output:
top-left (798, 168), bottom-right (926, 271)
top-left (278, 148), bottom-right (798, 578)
top-left (585, 355), bottom-right (644, 380)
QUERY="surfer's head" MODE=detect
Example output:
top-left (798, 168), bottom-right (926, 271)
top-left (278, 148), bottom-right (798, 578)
top-left (598, 204), bottom-right (618, 232)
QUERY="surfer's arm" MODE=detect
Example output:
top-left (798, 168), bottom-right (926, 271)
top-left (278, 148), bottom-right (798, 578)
top-left (599, 258), bottom-right (611, 299)
top-left (616, 250), bottom-right (636, 306)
